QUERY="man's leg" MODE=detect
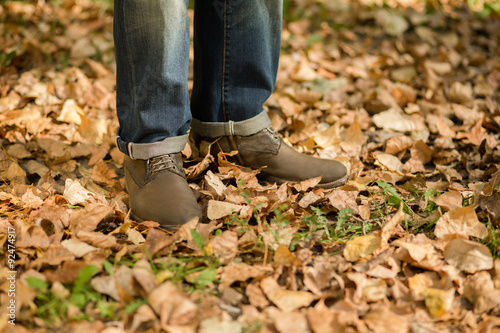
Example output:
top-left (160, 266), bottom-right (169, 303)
top-left (190, 0), bottom-right (348, 188)
top-left (114, 0), bottom-right (201, 227)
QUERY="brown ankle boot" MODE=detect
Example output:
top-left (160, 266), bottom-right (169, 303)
top-left (195, 127), bottom-right (349, 189)
top-left (124, 153), bottom-right (202, 228)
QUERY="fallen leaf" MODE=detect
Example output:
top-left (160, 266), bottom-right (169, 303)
top-left (292, 176), bottom-right (322, 192)
top-left (274, 244), bottom-right (303, 266)
top-left (246, 283), bottom-right (270, 308)
top-left (207, 200), bottom-right (244, 220)
top-left (463, 271), bottom-right (500, 313)
top-left (385, 135), bottom-right (414, 154)
top-left (364, 306), bottom-right (409, 333)
top-left (372, 108), bottom-right (416, 132)
top-left (69, 204), bottom-right (114, 235)
top-left (260, 277), bottom-right (316, 312)
top-left (448, 82), bottom-right (473, 104)
top-left (199, 317), bottom-right (242, 333)
top-left (375, 9), bottom-right (409, 36)
top-left (61, 238), bottom-right (98, 257)
top-left (434, 205), bottom-right (488, 239)
top-left (274, 311), bottom-right (310, 333)
top-left (63, 178), bottom-right (108, 206)
top-left (57, 99), bottom-right (83, 124)
top-left (148, 282), bottom-right (199, 327)
top-left (344, 234), bottom-right (381, 262)
top-left (422, 288), bottom-right (455, 318)
top-left (208, 230), bottom-right (238, 265)
top-left (219, 263), bottom-right (273, 290)
top-left (380, 204), bottom-right (405, 245)
top-left (432, 191), bottom-right (462, 211)
top-left (443, 238), bottom-right (493, 273)
top-left (403, 141), bottom-right (433, 173)
top-left (408, 272), bottom-right (440, 301)
top-left (326, 188), bottom-right (359, 213)
top-left (31, 243), bottom-right (75, 268)
top-left (298, 191), bottom-right (323, 208)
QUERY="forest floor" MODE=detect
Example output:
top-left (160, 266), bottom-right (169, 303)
top-left (1, 0), bottom-right (500, 332)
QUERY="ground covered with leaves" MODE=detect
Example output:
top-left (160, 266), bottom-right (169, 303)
top-left (1, 0), bottom-right (500, 332)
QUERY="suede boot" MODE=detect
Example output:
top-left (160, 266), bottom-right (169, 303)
top-left (194, 127), bottom-right (349, 189)
top-left (124, 153), bottom-right (202, 228)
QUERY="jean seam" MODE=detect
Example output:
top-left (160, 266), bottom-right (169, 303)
top-left (121, 2), bottom-right (137, 134)
top-left (222, 0), bottom-right (228, 122)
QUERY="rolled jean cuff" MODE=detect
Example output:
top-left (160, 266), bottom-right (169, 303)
top-left (116, 134), bottom-right (188, 160)
top-left (190, 111), bottom-right (272, 137)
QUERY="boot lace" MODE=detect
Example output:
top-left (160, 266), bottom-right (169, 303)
top-left (264, 127), bottom-right (281, 141)
top-left (148, 154), bottom-right (177, 175)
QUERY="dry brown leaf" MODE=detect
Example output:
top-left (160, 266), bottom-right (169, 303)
top-left (448, 82), bottom-right (473, 104)
top-left (246, 283), bottom-right (270, 308)
top-left (372, 108), bottom-right (416, 132)
top-left (348, 272), bottom-right (387, 302)
top-left (380, 204), bottom-right (405, 245)
top-left (422, 288), bottom-right (455, 318)
top-left (90, 275), bottom-right (121, 301)
top-left (204, 170), bottom-right (226, 199)
top-left (463, 271), bottom-right (500, 314)
top-left (274, 244), bottom-right (303, 267)
top-left (132, 260), bottom-right (157, 296)
top-left (63, 179), bottom-right (108, 206)
top-left (403, 141), bottom-right (433, 174)
top-left (408, 272), bottom-right (440, 301)
top-left (392, 239), bottom-right (443, 271)
top-left (129, 304), bottom-right (158, 332)
top-left (6, 143), bottom-right (31, 159)
top-left (373, 151), bottom-right (404, 173)
top-left (274, 311), bottom-right (310, 333)
top-left (58, 99), bottom-right (83, 125)
top-left (260, 277), bottom-right (316, 312)
top-left (375, 9), bottom-right (409, 36)
top-left (436, 116), bottom-right (456, 138)
top-left (385, 135), bottom-right (414, 154)
top-left (20, 187), bottom-right (44, 209)
top-left (443, 238), bottom-right (493, 273)
top-left (31, 243), bottom-right (75, 268)
top-left (326, 188), bottom-right (359, 213)
top-left (291, 56), bottom-right (317, 82)
top-left (60, 238), bottom-right (98, 257)
top-left (364, 306), bottom-right (409, 333)
top-left (279, 96), bottom-right (304, 117)
top-left (199, 317), bottom-right (242, 333)
top-left (15, 224), bottom-right (51, 249)
top-left (434, 205), bottom-right (488, 239)
top-left (148, 282), bottom-right (199, 327)
top-left (391, 66), bottom-right (417, 84)
top-left (219, 263), bottom-right (273, 290)
top-left (340, 121), bottom-right (363, 154)
top-left (207, 200), bottom-right (244, 221)
top-left (292, 176), bottom-right (322, 192)
top-left (76, 230), bottom-right (119, 249)
top-left (313, 122), bottom-right (341, 150)
top-left (432, 191), bottom-right (462, 211)
top-left (344, 234), bottom-right (381, 262)
top-left (145, 228), bottom-right (177, 257)
top-left (298, 191), bottom-right (323, 208)
top-left (69, 204), bottom-right (114, 235)
top-left (91, 160), bottom-right (118, 187)
top-left (208, 230), bottom-right (238, 265)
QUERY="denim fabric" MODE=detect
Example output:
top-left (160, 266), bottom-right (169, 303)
top-left (114, 0), bottom-right (283, 159)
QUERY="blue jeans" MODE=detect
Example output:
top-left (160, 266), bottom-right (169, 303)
top-left (114, 0), bottom-right (283, 159)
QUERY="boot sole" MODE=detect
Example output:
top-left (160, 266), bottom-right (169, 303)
top-left (129, 210), bottom-right (179, 232)
top-left (262, 174), bottom-right (349, 189)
